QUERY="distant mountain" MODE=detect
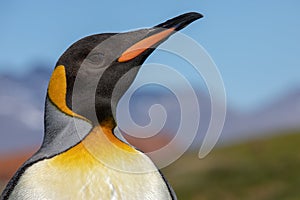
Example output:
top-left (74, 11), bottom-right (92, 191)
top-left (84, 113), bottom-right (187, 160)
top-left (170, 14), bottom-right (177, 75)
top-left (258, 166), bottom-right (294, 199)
top-left (0, 65), bottom-right (299, 154)
top-left (220, 88), bottom-right (300, 144)
top-left (0, 67), bottom-right (51, 154)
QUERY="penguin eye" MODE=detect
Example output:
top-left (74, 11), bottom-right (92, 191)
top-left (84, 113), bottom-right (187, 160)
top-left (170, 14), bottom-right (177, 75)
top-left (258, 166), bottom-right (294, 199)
top-left (87, 53), bottom-right (104, 65)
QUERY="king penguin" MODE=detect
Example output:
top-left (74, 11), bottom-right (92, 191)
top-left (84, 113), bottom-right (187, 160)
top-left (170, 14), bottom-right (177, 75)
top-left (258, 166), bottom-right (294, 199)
top-left (1, 12), bottom-right (203, 200)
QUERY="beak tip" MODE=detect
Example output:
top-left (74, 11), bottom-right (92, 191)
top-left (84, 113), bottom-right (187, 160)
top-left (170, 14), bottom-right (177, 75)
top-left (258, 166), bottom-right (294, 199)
top-left (118, 12), bottom-right (204, 63)
top-left (186, 12), bottom-right (204, 19)
top-left (155, 12), bottom-right (204, 31)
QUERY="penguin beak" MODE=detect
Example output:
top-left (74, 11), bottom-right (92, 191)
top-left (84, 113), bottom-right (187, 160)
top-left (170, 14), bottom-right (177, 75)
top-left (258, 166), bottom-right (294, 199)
top-left (118, 12), bottom-right (203, 63)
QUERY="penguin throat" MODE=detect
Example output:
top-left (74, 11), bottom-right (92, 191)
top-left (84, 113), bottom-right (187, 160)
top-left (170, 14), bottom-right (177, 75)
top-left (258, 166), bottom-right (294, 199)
top-left (43, 98), bottom-right (130, 160)
top-left (99, 117), bottom-right (116, 130)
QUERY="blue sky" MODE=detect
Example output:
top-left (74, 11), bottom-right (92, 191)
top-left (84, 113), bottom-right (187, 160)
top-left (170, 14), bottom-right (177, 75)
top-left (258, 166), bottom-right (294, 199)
top-left (0, 0), bottom-right (300, 110)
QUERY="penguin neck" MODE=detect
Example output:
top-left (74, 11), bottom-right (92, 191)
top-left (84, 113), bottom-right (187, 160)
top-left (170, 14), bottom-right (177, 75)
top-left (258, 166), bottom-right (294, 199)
top-left (42, 64), bottom-right (124, 157)
top-left (42, 96), bottom-right (123, 157)
top-left (41, 97), bottom-right (93, 156)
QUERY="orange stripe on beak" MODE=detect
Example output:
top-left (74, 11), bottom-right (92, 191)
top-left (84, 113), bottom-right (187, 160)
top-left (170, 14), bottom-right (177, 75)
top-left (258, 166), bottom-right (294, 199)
top-left (118, 28), bottom-right (175, 62)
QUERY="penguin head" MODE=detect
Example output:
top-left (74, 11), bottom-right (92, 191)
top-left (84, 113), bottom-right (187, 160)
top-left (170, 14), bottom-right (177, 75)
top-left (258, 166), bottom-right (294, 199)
top-left (47, 12), bottom-right (203, 126)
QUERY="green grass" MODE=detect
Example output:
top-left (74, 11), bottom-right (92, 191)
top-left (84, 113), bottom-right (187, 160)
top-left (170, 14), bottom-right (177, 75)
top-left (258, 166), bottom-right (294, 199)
top-left (162, 132), bottom-right (300, 200)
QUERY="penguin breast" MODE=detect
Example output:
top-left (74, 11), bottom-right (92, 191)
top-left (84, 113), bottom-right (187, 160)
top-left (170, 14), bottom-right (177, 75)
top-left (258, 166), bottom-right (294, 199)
top-left (8, 126), bottom-right (172, 200)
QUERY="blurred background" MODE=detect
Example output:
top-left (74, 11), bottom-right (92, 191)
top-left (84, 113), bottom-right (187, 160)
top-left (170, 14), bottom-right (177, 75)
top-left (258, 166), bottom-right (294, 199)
top-left (1, 1), bottom-right (300, 199)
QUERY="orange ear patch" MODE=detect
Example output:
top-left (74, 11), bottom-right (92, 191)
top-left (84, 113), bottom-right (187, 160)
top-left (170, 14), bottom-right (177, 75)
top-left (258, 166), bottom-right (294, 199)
top-left (48, 65), bottom-right (86, 120)
top-left (118, 28), bottom-right (175, 62)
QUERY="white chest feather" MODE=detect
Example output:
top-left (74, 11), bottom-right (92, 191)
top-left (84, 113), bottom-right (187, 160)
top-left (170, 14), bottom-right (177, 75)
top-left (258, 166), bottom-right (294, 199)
top-left (10, 159), bottom-right (170, 200)
top-left (8, 127), bottom-right (172, 200)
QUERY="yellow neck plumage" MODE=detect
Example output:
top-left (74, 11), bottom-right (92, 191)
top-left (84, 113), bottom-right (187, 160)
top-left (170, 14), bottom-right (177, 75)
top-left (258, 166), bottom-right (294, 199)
top-left (47, 65), bottom-right (134, 155)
